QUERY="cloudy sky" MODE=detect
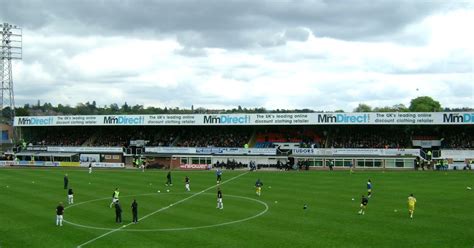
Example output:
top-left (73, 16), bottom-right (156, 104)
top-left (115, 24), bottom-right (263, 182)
top-left (1, 0), bottom-right (473, 111)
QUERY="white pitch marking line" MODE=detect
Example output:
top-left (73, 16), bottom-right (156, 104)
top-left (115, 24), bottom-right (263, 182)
top-left (65, 193), bottom-right (268, 232)
top-left (77, 172), bottom-right (249, 248)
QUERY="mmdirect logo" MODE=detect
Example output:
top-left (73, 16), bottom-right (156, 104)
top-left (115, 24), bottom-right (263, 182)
top-left (103, 116), bottom-right (145, 125)
top-left (318, 114), bottom-right (369, 123)
top-left (17, 117), bottom-right (54, 126)
top-left (443, 113), bottom-right (474, 123)
top-left (203, 115), bottom-right (251, 124)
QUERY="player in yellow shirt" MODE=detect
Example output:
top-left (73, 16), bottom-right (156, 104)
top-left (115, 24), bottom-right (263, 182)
top-left (255, 179), bottom-right (263, 196)
top-left (408, 193), bottom-right (416, 219)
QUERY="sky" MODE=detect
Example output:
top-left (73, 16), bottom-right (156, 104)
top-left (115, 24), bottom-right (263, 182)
top-left (1, 0), bottom-right (473, 111)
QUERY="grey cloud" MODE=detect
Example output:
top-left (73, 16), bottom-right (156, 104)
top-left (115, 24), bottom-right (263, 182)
top-left (174, 47), bottom-right (208, 57)
top-left (1, 0), bottom-right (455, 49)
top-left (284, 27), bottom-right (310, 42)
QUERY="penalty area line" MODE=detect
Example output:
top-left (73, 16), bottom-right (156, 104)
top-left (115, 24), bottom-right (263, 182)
top-left (76, 171), bottom-right (249, 248)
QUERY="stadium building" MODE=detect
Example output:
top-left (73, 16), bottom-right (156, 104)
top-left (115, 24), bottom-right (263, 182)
top-left (2, 111), bottom-right (474, 170)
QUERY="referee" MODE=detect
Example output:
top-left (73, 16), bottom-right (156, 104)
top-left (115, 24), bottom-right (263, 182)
top-left (131, 199), bottom-right (138, 224)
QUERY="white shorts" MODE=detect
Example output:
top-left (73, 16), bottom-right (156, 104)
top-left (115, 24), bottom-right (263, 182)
top-left (68, 195), bottom-right (73, 200)
top-left (112, 198), bottom-right (119, 203)
top-left (56, 215), bottom-right (63, 221)
top-left (217, 198), bottom-right (222, 203)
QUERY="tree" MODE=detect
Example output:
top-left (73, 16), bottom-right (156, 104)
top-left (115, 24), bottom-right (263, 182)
top-left (373, 104), bottom-right (409, 112)
top-left (354, 103), bottom-right (372, 112)
top-left (109, 103), bottom-right (119, 113)
top-left (121, 102), bottom-right (131, 113)
top-left (409, 96), bottom-right (442, 112)
top-left (15, 107), bottom-right (30, 116)
top-left (392, 104), bottom-right (409, 112)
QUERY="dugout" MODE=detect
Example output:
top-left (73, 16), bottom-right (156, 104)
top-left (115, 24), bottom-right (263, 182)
top-left (15, 151), bottom-right (79, 162)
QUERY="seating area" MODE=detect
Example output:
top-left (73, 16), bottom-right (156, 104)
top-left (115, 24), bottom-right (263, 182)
top-left (255, 128), bottom-right (323, 148)
top-left (17, 125), bottom-right (474, 149)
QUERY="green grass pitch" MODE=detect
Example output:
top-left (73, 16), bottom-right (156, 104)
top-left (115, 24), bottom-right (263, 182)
top-left (0, 168), bottom-right (473, 248)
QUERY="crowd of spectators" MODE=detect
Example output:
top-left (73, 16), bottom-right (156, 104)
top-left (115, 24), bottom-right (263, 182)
top-left (325, 127), bottom-right (411, 149)
top-left (255, 128), bottom-right (323, 148)
top-left (441, 128), bottom-right (474, 149)
top-left (26, 127), bottom-right (91, 146)
top-left (177, 128), bottom-right (250, 148)
top-left (18, 126), bottom-right (474, 149)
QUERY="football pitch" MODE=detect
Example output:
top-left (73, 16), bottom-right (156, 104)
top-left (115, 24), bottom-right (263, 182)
top-left (0, 168), bottom-right (473, 248)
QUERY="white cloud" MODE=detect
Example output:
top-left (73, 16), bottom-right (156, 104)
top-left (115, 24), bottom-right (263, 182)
top-left (7, 3), bottom-right (474, 111)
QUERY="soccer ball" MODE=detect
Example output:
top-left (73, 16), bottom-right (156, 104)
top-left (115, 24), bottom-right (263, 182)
top-left (394, 209), bottom-right (398, 212)
top-left (274, 201), bottom-right (278, 203)
top-left (157, 190), bottom-right (161, 193)
top-left (166, 189), bottom-right (170, 192)
top-left (351, 198), bottom-right (355, 201)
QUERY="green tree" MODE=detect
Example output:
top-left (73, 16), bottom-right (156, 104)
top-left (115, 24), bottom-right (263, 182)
top-left (409, 96), bottom-right (442, 112)
top-left (15, 107), bottom-right (30, 116)
top-left (354, 103), bottom-right (372, 112)
top-left (373, 104), bottom-right (409, 112)
top-left (392, 104), bottom-right (409, 112)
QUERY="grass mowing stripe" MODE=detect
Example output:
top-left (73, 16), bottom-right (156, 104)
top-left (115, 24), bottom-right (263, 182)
top-left (76, 171), bottom-right (249, 248)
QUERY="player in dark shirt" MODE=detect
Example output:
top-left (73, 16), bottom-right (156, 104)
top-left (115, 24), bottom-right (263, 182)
top-left (166, 171), bottom-right (173, 186)
top-left (131, 199), bottom-right (138, 224)
top-left (358, 195), bottom-right (369, 215)
top-left (63, 174), bottom-right (69, 189)
top-left (56, 202), bottom-right (64, 226)
top-left (185, 176), bottom-right (190, 191)
top-left (115, 201), bottom-right (122, 223)
top-left (67, 188), bottom-right (74, 204)
top-left (217, 188), bottom-right (223, 209)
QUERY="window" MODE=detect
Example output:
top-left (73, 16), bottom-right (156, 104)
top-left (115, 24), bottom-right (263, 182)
top-left (374, 160), bottom-right (382, 167)
top-left (395, 159), bottom-right (404, 168)
top-left (365, 160), bottom-right (374, 167)
top-left (313, 160), bottom-right (323, 166)
top-left (385, 159), bottom-right (396, 168)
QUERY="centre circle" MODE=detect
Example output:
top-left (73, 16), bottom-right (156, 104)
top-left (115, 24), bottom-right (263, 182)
top-left (64, 192), bottom-right (268, 232)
